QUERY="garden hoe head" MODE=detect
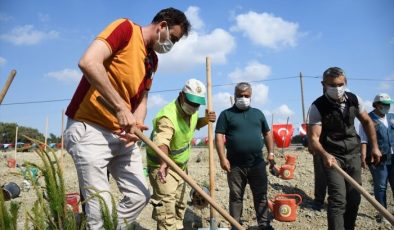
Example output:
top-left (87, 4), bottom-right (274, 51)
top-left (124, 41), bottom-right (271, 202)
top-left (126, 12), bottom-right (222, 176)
top-left (194, 187), bottom-right (229, 230)
top-left (269, 160), bottom-right (280, 177)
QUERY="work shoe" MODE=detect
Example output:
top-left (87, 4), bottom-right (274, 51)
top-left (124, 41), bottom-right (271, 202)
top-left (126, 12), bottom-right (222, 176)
top-left (260, 225), bottom-right (274, 230)
top-left (311, 201), bottom-right (324, 211)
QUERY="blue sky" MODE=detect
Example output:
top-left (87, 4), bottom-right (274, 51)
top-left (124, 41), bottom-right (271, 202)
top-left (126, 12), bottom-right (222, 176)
top-left (0, 0), bottom-right (393, 139)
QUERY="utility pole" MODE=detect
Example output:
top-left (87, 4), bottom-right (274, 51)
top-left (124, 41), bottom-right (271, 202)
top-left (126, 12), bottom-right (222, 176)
top-left (299, 72), bottom-right (306, 123)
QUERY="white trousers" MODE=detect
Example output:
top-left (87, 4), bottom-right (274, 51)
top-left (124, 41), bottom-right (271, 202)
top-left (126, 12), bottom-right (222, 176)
top-left (64, 118), bottom-right (150, 230)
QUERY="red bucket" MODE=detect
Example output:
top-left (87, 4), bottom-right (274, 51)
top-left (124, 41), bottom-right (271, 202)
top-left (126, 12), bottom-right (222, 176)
top-left (269, 194), bottom-right (302, 222)
top-left (7, 158), bottom-right (16, 168)
top-left (66, 192), bottom-right (80, 213)
top-left (285, 154), bottom-right (297, 165)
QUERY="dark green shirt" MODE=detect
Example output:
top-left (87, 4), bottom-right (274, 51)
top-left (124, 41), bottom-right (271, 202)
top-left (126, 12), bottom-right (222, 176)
top-left (215, 106), bottom-right (270, 167)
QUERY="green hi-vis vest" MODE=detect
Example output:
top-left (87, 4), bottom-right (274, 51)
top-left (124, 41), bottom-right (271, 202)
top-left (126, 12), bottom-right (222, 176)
top-left (147, 100), bottom-right (198, 169)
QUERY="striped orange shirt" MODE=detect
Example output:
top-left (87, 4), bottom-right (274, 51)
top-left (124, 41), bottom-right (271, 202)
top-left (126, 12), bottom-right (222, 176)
top-left (66, 18), bottom-right (158, 132)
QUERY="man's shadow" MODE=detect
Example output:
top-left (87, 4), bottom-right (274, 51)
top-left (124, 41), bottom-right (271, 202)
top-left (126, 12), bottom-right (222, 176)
top-left (183, 207), bottom-right (204, 229)
top-left (269, 182), bottom-right (314, 209)
top-left (131, 222), bottom-right (150, 230)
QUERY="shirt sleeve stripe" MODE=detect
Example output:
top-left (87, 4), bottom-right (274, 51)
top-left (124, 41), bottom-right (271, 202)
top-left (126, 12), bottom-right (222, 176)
top-left (105, 19), bottom-right (133, 54)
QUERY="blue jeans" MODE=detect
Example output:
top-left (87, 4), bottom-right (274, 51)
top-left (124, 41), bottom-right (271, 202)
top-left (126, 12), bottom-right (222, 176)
top-left (368, 162), bottom-right (394, 208)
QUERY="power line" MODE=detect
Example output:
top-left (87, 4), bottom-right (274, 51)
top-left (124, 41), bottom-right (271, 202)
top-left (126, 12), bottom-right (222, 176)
top-left (1, 76), bottom-right (392, 106)
top-left (1, 98), bottom-right (70, 105)
top-left (303, 76), bottom-right (394, 81)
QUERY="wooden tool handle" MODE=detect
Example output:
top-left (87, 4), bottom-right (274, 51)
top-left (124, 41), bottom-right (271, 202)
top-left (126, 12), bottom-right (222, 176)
top-left (135, 129), bottom-right (244, 229)
top-left (0, 69), bottom-right (17, 104)
top-left (332, 163), bottom-right (394, 225)
top-left (97, 95), bottom-right (244, 229)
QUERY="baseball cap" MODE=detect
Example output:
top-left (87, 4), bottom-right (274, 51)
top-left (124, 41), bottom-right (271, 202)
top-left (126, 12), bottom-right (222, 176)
top-left (182, 79), bottom-right (206, 105)
top-left (373, 93), bottom-right (394, 105)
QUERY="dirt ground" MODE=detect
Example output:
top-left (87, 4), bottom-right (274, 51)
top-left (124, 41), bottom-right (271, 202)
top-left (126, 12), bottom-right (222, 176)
top-left (1, 146), bottom-right (393, 230)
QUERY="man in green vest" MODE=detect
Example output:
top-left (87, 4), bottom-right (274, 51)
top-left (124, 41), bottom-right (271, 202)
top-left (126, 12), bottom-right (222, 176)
top-left (147, 79), bottom-right (216, 230)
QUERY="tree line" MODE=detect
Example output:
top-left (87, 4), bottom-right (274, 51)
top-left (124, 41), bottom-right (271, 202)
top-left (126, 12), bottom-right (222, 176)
top-left (0, 122), bottom-right (61, 144)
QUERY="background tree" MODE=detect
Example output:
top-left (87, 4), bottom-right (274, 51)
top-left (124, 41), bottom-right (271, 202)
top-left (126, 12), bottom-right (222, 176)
top-left (0, 122), bottom-right (47, 143)
top-left (48, 133), bottom-right (61, 144)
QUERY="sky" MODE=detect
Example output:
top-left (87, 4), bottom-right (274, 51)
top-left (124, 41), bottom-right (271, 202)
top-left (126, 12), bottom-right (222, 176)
top-left (0, 0), bottom-right (393, 140)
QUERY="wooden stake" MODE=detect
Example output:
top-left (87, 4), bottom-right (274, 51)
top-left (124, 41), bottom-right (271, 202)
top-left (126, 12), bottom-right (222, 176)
top-left (44, 117), bottom-right (48, 151)
top-left (14, 126), bottom-right (18, 160)
top-left (206, 57), bottom-right (217, 228)
top-left (60, 109), bottom-right (65, 162)
top-left (0, 69), bottom-right (17, 104)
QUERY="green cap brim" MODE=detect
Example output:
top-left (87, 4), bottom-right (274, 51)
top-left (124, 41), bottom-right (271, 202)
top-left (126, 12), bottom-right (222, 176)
top-left (381, 100), bottom-right (394, 104)
top-left (185, 93), bottom-right (206, 105)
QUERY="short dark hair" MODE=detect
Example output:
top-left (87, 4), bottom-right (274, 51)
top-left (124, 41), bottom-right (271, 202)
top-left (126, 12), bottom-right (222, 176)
top-left (323, 67), bottom-right (346, 82)
top-left (152, 7), bottom-right (191, 36)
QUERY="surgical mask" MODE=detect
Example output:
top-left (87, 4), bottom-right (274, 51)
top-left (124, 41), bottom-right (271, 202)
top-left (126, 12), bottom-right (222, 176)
top-left (153, 26), bottom-right (173, 54)
top-left (326, 85), bottom-right (345, 100)
top-left (378, 105), bottom-right (390, 115)
top-left (181, 102), bottom-right (199, 115)
top-left (235, 97), bottom-right (251, 110)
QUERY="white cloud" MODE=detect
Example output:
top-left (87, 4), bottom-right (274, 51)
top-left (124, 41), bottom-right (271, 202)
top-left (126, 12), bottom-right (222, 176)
top-left (229, 60), bottom-right (271, 82)
top-left (0, 25), bottom-right (59, 45)
top-left (147, 94), bottom-right (168, 108)
top-left (0, 13), bottom-right (12, 22)
top-left (378, 74), bottom-right (394, 90)
top-left (158, 7), bottom-right (235, 73)
top-left (185, 6), bottom-right (204, 31)
top-left (252, 83), bottom-right (269, 105)
top-left (46, 68), bottom-right (81, 82)
top-left (363, 100), bottom-right (373, 112)
top-left (0, 57), bottom-right (6, 66)
top-left (213, 92), bottom-right (233, 111)
top-left (273, 104), bottom-right (294, 117)
top-left (231, 11), bottom-right (299, 49)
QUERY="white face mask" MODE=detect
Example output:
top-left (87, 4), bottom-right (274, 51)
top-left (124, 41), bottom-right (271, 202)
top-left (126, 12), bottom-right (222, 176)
top-left (181, 102), bottom-right (199, 115)
top-left (235, 97), bottom-right (251, 110)
top-left (153, 26), bottom-right (173, 54)
top-left (326, 85), bottom-right (345, 100)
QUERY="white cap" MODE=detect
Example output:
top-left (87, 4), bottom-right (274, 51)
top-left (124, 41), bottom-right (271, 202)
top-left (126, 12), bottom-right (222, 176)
top-left (373, 93), bottom-right (394, 105)
top-left (182, 79), bottom-right (206, 105)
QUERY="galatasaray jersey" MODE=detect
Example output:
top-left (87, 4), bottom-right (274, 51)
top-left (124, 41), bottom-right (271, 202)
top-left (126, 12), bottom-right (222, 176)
top-left (66, 18), bottom-right (158, 132)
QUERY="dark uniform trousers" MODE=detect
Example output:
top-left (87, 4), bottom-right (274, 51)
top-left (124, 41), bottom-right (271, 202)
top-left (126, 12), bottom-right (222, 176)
top-left (227, 161), bottom-right (270, 230)
top-left (314, 153), bottom-right (327, 204)
top-left (324, 154), bottom-right (361, 230)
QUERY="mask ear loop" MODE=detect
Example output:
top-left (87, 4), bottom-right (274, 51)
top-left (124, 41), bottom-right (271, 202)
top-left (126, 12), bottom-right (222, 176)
top-left (160, 21), bottom-right (170, 44)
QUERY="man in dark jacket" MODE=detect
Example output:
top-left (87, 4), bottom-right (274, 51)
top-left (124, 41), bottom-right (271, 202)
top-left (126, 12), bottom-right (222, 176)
top-left (307, 67), bottom-right (381, 230)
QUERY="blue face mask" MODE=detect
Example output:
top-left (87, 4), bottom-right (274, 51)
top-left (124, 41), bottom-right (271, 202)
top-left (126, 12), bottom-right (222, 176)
top-left (378, 104), bottom-right (390, 115)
